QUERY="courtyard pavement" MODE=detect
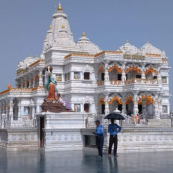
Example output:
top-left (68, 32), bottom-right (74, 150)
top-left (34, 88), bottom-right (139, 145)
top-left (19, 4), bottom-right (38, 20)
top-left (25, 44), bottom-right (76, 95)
top-left (0, 149), bottom-right (173, 173)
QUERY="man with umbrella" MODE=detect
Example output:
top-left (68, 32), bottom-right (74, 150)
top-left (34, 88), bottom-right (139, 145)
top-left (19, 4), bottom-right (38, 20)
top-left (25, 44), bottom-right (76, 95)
top-left (104, 110), bottom-right (124, 157)
top-left (108, 119), bottom-right (121, 157)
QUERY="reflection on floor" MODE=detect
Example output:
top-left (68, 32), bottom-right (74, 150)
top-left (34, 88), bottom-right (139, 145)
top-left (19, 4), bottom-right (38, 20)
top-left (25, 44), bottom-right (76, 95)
top-left (0, 150), bottom-right (173, 173)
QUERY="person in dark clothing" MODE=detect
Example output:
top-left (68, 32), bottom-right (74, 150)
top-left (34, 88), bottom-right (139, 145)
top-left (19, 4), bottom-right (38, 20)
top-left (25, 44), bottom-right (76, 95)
top-left (108, 119), bottom-right (121, 157)
top-left (92, 120), bottom-right (104, 158)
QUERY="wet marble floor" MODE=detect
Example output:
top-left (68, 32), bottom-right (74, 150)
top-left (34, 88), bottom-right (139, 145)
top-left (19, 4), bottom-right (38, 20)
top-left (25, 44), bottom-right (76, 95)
top-left (0, 149), bottom-right (173, 173)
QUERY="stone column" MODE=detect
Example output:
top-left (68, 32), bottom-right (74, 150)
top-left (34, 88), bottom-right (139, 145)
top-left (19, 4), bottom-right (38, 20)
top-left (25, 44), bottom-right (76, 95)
top-left (70, 71), bottom-right (74, 80)
top-left (9, 98), bottom-right (13, 116)
top-left (18, 99), bottom-right (21, 117)
top-left (154, 101), bottom-right (160, 119)
top-left (122, 101), bottom-right (126, 114)
top-left (24, 78), bottom-right (27, 88)
top-left (36, 105), bottom-right (40, 113)
top-left (121, 71), bottom-right (126, 85)
top-left (33, 74), bottom-right (35, 88)
top-left (39, 71), bottom-right (43, 87)
top-left (21, 79), bottom-right (24, 88)
top-left (104, 94), bottom-right (109, 115)
top-left (29, 76), bottom-right (32, 88)
top-left (157, 66), bottom-right (162, 84)
top-left (104, 63), bottom-right (109, 85)
top-left (81, 103), bottom-right (84, 113)
top-left (141, 64), bottom-right (146, 80)
top-left (32, 106), bottom-right (35, 119)
top-left (121, 64), bottom-right (126, 85)
top-left (133, 93), bottom-right (138, 116)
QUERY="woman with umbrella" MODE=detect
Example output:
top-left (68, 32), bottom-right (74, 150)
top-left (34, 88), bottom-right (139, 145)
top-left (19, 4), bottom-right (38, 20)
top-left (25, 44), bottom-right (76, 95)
top-left (104, 110), bottom-right (124, 157)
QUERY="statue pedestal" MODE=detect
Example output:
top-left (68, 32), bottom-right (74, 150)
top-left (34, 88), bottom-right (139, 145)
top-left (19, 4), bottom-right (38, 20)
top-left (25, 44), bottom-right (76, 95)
top-left (36, 112), bottom-right (88, 151)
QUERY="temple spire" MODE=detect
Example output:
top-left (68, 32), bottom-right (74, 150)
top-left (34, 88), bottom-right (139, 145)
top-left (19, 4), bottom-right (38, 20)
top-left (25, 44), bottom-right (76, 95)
top-left (126, 40), bottom-right (129, 43)
top-left (82, 32), bottom-right (86, 37)
top-left (58, 2), bottom-right (62, 11)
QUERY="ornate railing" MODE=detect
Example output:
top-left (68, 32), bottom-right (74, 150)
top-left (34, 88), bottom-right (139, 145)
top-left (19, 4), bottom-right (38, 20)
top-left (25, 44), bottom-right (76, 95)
top-left (110, 80), bottom-right (122, 85)
top-left (125, 78), bottom-right (158, 85)
top-left (0, 116), bottom-right (37, 129)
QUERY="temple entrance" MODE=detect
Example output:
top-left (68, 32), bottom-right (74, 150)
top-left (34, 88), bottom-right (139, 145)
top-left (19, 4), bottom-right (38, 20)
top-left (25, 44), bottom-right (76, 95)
top-left (40, 117), bottom-right (45, 148)
top-left (101, 73), bottom-right (104, 81)
top-left (118, 104), bottom-right (122, 112)
top-left (101, 104), bottom-right (105, 114)
top-left (138, 105), bottom-right (142, 114)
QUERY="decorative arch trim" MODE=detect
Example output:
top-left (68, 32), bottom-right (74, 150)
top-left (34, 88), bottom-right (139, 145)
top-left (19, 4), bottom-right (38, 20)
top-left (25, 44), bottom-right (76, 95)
top-left (125, 96), bottom-right (134, 105)
top-left (138, 94), bottom-right (155, 106)
top-left (108, 63), bottom-right (122, 73)
top-left (145, 66), bottom-right (158, 75)
top-left (109, 96), bottom-right (122, 105)
top-left (125, 65), bottom-right (141, 74)
top-left (98, 98), bottom-right (105, 105)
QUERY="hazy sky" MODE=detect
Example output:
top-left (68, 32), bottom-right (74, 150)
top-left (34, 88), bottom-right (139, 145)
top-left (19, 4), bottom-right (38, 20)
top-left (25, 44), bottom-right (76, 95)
top-left (0, 0), bottom-right (173, 107)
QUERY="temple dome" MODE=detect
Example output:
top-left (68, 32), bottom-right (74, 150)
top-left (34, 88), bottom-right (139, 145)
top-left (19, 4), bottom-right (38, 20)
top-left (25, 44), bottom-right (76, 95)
top-left (43, 3), bottom-right (80, 52)
top-left (17, 56), bottom-right (37, 69)
top-left (119, 40), bottom-right (139, 54)
top-left (140, 42), bottom-right (162, 55)
top-left (77, 32), bottom-right (101, 54)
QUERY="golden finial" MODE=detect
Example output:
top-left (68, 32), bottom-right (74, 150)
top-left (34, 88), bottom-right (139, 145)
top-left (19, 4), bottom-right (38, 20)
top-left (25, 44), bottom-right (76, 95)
top-left (36, 55), bottom-right (38, 57)
top-left (126, 40), bottom-right (129, 43)
top-left (58, 2), bottom-right (62, 11)
top-left (45, 36), bottom-right (47, 39)
top-left (62, 24), bottom-right (65, 28)
top-left (49, 25), bottom-right (52, 29)
top-left (147, 41), bottom-right (149, 43)
top-left (82, 32), bottom-right (86, 37)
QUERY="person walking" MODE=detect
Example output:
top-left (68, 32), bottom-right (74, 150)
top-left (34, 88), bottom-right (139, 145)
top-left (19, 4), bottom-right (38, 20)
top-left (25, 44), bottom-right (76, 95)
top-left (108, 119), bottom-right (121, 157)
top-left (92, 120), bottom-right (104, 158)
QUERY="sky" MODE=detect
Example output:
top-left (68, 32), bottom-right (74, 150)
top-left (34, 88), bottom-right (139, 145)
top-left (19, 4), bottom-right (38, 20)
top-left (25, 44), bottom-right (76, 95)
top-left (0, 0), bottom-right (173, 108)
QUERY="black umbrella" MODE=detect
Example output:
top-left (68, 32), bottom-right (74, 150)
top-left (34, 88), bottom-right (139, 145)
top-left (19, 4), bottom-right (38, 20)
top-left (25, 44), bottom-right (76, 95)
top-left (104, 112), bottom-right (125, 120)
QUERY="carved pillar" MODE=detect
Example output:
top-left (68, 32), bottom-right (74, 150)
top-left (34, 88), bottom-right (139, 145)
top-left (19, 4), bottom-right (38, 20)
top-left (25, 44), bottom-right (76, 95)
top-left (24, 78), bottom-right (27, 88)
top-left (141, 64), bottom-right (146, 80)
top-left (29, 76), bottom-right (32, 88)
top-left (81, 103), bottom-right (84, 113)
top-left (32, 106), bottom-right (35, 119)
top-left (39, 71), bottom-right (43, 87)
top-left (36, 105), bottom-right (40, 113)
top-left (154, 95), bottom-right (160, 119)
top-left (104, 62), bottom-right (109, 85)
top-left (18, 99), bottom-right (21, 117)
top-left (121, 64), bottom-right (126, 85)
top-left (157, 66), bottom-right (162, 84)
top-left (9, 98), bottom-right (13, 116)
top-left (70, 71), bottom-right (74, 80)
top-left (133, 92), bottom-right (138, 116)
top-left (104, 94), bottom-right (110, 115)
top-left (21, 79), bottom-right (24, 88)
top-left (33, 74), bottom-right (35, 88)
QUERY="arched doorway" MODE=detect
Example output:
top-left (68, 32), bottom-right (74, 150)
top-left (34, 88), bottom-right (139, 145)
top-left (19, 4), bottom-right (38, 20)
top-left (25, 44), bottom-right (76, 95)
top-left (125, 96), bottom-right (134, 115)
top-left (138, 94), bottom-right (155, 117)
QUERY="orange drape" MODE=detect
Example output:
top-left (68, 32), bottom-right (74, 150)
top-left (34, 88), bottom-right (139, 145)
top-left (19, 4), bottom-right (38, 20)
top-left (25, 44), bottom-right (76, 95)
top-left (109, 96), bottom-right (122, 105)
top-left (108, 65), bottom-right (122, 73)
top-left (125, 66), bottom-right (141, 74)
top-left (145, 67), bottom-right (158, 75)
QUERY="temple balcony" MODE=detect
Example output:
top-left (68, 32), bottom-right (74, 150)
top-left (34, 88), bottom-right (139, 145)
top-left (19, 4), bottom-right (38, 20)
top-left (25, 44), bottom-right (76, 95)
top-left (96, 78), bottom-right (160, 93)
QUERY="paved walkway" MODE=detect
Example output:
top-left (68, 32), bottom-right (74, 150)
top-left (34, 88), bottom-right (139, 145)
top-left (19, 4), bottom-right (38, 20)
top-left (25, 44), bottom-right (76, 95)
top-left (0, 149), bottom-right (173, 173)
